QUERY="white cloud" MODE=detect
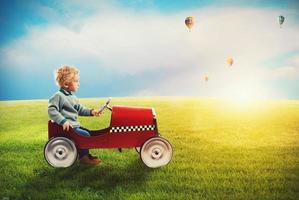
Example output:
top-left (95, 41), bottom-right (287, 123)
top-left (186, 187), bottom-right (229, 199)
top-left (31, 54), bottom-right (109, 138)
top-left (275, 66), bottom-right (299, 78)
top-left (1, 3), bottom-right (299, 98)
top-left (263, 55), bottom-right (299, 80)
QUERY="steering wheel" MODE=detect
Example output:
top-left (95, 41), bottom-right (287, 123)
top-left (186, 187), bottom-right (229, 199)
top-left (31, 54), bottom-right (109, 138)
top-left (99, 97), bottom-right (112, 113)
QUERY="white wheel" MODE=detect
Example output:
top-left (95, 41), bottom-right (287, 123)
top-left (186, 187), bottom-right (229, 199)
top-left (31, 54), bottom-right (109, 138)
top-left (140, 137), bottom-right (172, 168)
top-left (44, 137), bottom-right (77, 168)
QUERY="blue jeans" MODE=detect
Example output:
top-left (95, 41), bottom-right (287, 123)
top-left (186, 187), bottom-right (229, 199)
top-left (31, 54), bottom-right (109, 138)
top-left (74, 127), bottom-right (90, 157)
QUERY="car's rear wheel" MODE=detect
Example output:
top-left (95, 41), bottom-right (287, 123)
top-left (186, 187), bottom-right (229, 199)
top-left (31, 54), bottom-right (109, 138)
top-left (44, 137), bottom-right (77, 168)
top-left (140, 137), bottom-right (172, 168)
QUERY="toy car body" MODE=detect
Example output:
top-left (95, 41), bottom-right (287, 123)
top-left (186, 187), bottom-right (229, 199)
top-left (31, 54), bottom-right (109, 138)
top-left (44, 101), bottom-right (173, 168)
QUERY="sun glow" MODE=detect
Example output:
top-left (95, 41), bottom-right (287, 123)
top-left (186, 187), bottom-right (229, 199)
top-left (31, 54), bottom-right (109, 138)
top-left (217, 82), bottom-right (269, 104)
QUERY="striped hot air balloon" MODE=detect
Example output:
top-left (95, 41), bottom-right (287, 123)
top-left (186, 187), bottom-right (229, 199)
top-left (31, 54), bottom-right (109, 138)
top-left (185, 16), bottom-right (194, 32)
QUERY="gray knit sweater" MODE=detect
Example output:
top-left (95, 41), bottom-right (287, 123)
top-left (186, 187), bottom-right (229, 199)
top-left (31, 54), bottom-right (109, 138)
top-left (48, 88), bottom-right (93, 128)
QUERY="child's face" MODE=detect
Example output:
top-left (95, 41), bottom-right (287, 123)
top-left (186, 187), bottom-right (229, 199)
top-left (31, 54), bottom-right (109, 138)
top-left (65, 75), bottom-right (80, 92)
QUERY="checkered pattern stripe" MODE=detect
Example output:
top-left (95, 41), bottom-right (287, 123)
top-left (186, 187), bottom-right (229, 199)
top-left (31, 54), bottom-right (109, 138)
top-left (110, 125), bottom-right (155, 133)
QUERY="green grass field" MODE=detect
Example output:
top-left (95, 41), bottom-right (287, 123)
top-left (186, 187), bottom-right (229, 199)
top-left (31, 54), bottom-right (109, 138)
top-left (0, 97), bottom-right (299, 200)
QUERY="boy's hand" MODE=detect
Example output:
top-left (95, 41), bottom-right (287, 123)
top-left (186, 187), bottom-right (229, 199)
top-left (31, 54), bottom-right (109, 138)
top-left (92, 109), bottom-right (102, 117)
top-left (63, 121), bottom-right (72, 131)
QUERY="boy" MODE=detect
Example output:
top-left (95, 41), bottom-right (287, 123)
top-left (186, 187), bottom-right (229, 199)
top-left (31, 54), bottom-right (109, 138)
top-left (48, 65), bottom-right (101, 166)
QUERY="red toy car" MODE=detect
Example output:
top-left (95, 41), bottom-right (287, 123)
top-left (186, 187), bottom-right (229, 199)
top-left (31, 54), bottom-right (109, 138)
top-left (44, 98), bottom-right (173, 168)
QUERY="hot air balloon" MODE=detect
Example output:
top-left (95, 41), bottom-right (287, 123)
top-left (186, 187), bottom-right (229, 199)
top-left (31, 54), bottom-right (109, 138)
top-left (204, 75), bottom-right (209, 82)
top-left (278, 15), bottom-right (285, 28)
top-left (185, 16), bottom-right (194, 32)
top-left (227, 57), bottom-right (234, 67)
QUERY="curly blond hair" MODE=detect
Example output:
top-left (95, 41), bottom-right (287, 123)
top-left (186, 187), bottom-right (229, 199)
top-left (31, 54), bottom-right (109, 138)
top-left (54, 65), bottom-right (79, 87)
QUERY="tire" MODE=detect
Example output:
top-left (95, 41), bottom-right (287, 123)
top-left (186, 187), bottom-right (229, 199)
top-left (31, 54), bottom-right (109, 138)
top-left (44, 137), bottom-right (77, 168)
top-left (140, 137), bottom-right (173, 168)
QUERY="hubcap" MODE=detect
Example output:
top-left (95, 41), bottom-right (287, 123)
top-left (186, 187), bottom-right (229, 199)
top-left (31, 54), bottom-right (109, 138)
top-left (55, 147), bottom-right (67, 159)
top-left (151, 148), bottom-right (162, 159)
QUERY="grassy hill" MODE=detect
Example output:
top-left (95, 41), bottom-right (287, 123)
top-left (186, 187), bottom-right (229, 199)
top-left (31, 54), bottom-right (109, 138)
top-left (0, 97), bottom-right (299, 200)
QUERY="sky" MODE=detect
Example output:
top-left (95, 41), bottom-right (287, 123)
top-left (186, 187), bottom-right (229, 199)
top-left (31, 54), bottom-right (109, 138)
top-left (0, 0), bottom-right (299, 100)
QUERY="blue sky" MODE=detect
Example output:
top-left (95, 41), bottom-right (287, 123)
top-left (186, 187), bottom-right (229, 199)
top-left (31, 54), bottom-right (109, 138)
top-left (0, 0), bottom-right (299, 100)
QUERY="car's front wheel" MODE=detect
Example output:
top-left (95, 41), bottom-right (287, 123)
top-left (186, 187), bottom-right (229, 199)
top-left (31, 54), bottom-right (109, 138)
top-left (140, 137), bottom-right (173, 168)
